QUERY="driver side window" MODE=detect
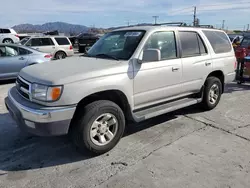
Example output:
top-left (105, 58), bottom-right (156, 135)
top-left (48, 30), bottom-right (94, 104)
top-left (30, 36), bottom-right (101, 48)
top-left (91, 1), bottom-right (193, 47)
top-left (144, 31), bottom-right (177, 60)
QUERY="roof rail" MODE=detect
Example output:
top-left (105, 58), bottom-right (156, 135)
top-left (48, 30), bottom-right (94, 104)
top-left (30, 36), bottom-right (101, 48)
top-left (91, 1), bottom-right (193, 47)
top-left (154, 22), bottom-right (187, 26)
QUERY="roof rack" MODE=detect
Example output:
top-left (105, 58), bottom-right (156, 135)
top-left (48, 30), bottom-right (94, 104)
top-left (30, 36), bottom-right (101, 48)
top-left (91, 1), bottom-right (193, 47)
top-left (154, 22), bottom-right (187, 26)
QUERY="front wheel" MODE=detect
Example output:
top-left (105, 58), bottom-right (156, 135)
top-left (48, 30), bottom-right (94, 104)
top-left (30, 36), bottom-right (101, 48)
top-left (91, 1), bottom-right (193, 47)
top-left (71, 100), bottom-right (125, 155)
top-left (201, 77), bottom-right (222, 110)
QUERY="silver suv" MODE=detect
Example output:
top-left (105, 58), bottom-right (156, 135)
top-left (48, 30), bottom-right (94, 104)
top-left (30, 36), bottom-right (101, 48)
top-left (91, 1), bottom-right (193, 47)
top-left (5, 26), bottom-right (236, 154)
top-left (20, 36), bottom-right (74, 59)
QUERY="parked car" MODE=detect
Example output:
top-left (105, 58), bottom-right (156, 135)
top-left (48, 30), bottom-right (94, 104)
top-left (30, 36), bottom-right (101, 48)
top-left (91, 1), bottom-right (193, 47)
top-left (235, 36), bottom-right (250, 60)
top-left (76, 32), bottom-right (100, 53)
top-left (0, 44), bottom-right (52, 80)
top-left (20, 36), bottom-right (74, 59)
top-left (0, 28), bottom-right (20, 44)
top-left (5, 26), bottom-right (236, 155)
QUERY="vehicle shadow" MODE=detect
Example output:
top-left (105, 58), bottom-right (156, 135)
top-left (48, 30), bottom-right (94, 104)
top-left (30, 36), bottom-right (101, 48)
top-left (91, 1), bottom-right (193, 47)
top-left (0, 104), bottom-right (202, 172)
top-left (224, 82), bottom-right (250, 93)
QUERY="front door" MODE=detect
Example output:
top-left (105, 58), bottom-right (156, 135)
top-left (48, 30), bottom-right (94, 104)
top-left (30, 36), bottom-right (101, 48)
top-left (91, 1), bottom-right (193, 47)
top-left (0, 45), bottom-right (27, 79)
top-left (133, 31), bottom-right (182, 109)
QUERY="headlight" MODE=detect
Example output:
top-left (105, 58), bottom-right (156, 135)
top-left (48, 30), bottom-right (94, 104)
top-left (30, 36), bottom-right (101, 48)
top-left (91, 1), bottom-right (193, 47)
top-left (31, 83), bottom-right (63, 102)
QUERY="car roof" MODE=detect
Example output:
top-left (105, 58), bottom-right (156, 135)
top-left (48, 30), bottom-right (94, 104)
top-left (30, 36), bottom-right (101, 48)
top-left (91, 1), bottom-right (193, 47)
top-left (114, 25), bottom-right (224, 33)
top-left (29, 35), bottom-right (68, 38)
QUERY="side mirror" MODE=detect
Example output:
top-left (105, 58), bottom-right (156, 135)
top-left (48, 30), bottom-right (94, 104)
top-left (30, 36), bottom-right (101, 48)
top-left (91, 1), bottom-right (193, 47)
top-left (141, 49), bottom-right (161, 63)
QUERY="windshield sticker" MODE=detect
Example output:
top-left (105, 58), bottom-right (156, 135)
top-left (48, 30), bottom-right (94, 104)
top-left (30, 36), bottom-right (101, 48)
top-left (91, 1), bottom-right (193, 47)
top-left (124, 32), bottom-right (142, 37)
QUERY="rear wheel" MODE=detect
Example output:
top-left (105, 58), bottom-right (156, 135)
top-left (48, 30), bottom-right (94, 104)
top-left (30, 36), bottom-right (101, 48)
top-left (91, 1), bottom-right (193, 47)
top-left (3, 38), bottom-right (13, 44)
top-left (71, 100), bottom-right (125, 155)
top-left (55, 51), bottom-right (66, 59)
top-left (201, 76), bottom-right (222, 110)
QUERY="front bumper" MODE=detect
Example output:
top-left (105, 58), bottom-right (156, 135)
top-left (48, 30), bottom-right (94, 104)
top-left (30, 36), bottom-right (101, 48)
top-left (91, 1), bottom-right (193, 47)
top-left (5, 87), bottom-right (76, 136)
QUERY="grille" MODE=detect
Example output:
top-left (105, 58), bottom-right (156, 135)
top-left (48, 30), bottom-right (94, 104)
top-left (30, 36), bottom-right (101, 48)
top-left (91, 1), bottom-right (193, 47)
top-left (16, 76), bottom-right (31, 100)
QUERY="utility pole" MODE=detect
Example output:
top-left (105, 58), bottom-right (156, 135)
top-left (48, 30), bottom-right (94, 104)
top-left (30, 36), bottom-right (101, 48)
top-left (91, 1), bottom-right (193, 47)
top-left (222, 20), bottom-right (225, 30)
top-left (243, 25), bottom-right (245, 31)
top-left (152, 16), bottom-right (159, 25)
top-left (193, 6), bottom-right (197, 26)
top-left (126, 21), bottom-right (130, 27)
top-left (247, 24), bottom-right (249, 31)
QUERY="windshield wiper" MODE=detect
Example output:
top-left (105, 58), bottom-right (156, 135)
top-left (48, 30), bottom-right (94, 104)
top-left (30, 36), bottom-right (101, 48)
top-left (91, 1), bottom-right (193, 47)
top-left (95, 53), bottom-right (119, 61)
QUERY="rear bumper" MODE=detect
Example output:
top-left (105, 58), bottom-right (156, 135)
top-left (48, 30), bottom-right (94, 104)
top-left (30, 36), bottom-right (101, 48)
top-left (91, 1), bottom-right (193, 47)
top-left (5, 87), bottom-right (76, 136)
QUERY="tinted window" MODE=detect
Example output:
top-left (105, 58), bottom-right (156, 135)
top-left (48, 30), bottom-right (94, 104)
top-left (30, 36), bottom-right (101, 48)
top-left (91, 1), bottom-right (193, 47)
top-left (2, 29), bottom-right (11, 33)
top-left (240, 37), bottom-right (250, 48)
top-left (144, 31), bottom-right (177, 60)
top-left (179, 32), bottom-right (200, 57)
top-left (40, 38), bottom-right (54, 46)
top-left (55, 37), bottom-right (70, 45)
top-left (30, 38), bottom-right (54, 46)
top-left (203, 30), bottom-right (232, 53)
top-left (19, 47), bottom-right (32, 55)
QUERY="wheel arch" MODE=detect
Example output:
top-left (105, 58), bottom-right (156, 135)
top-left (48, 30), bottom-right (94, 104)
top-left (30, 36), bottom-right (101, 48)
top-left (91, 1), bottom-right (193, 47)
top-left (206, 70), bottom-right (225, 93)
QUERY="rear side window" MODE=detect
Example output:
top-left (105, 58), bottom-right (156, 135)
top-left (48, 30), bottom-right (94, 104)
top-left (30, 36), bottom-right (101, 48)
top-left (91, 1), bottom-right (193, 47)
top-left (2, 29), bottom-right (11, 33)
top-left (19, 47), bottom-right (32, 55)
top-left (55, 37), bottom-right (70, 45)
top-left (179, 31), bottom-right (207, 57)
top-left (202, 30), bottom-right (232, 53)
top-left (30, 38), bottom-right (54, 46)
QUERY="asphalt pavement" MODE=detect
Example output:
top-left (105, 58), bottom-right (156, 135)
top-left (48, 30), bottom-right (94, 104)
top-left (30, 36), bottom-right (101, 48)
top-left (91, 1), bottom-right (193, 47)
top-left (0, 81), bottom-right (250, 188)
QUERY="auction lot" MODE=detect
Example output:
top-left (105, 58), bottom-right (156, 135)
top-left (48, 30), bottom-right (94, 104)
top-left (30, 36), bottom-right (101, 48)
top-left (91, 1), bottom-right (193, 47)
top-left (0, 81), bottom-right (250, 188)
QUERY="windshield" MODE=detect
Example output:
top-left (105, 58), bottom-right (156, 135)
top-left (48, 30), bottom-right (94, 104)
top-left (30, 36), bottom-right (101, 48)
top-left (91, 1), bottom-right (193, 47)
top-left (20, 37), bottom-right (30, 45)
top-left (87, 30), bottom-right (145, 60)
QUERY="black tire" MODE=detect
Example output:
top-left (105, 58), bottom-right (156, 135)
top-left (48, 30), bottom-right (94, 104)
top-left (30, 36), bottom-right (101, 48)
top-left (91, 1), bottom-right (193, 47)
top-left (55, 51), bottom-right (66, 60)
top-left (71, 100), bottom-right (125, 155)
top-left (79, 46), bottom-right (85, 53)
top-left (3, 38), bottom-right (13, 44)
top-left (201, 76), bottom-right (222, 110)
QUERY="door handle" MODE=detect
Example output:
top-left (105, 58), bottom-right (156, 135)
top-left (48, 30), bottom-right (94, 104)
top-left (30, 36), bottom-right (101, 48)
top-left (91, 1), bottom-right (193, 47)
top-left (172, 67), bottom-right (179, 72)
top-left (19, 57), bottom-right (25, 60)
top-left (205, 62), bottom-right (211, 66)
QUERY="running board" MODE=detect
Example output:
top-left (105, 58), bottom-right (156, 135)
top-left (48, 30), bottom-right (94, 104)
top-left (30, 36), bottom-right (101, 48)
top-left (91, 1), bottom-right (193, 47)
top-left (133, 98), bottom-right (202, 122)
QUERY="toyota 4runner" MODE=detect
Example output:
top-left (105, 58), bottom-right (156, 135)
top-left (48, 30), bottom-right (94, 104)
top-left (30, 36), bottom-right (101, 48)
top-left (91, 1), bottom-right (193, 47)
top-left (5, 26), bottom-right (236, 154)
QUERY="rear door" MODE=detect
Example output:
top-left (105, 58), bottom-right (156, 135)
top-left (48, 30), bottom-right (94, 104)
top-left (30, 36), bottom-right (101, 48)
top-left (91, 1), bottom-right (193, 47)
top-left (29, 38), bottom-right (55, 53)
top-left (178, 31), bottom-right (212, 94)
top-left (0, 45), bottom-right (27, 79)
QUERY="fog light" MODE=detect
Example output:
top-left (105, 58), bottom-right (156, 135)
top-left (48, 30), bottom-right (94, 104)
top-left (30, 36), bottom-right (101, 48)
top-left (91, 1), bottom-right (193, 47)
top-left (25, 120), bottom-right (35, 128)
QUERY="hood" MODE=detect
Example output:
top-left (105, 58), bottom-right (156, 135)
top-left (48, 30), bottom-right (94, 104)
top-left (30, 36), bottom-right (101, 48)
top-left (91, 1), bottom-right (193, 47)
top-left (19, 56), bottom-right (127, 85)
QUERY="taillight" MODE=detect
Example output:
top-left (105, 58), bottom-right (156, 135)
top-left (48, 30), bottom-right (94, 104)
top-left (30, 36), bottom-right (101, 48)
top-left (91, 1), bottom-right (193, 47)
top-left (234, 61), bottom-right (237, 70)
top-left (69, 45), bottom-right (73, 50)
top-left (44, 54), bottom-right (52, 58)
top-left (15, 34), bottom-right (19, 38)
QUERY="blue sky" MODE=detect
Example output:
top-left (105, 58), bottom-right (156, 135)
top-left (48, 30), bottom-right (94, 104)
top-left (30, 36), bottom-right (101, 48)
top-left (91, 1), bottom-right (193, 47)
top-left (1, 0), bottom-right (250, 30)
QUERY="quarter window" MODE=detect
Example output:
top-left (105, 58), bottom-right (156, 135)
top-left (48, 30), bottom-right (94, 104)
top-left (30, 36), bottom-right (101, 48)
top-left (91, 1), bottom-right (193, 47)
top-left (55, 37), bottom-right (70, 45)
top-left (202, 30), bottom-right (232, 54)
top-left (144, 31), bottom-right (177, 60)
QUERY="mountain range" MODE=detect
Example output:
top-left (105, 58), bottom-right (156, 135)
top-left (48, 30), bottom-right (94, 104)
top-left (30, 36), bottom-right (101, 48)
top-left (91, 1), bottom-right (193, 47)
top-left (12, 22), bottom-right (89, 35)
